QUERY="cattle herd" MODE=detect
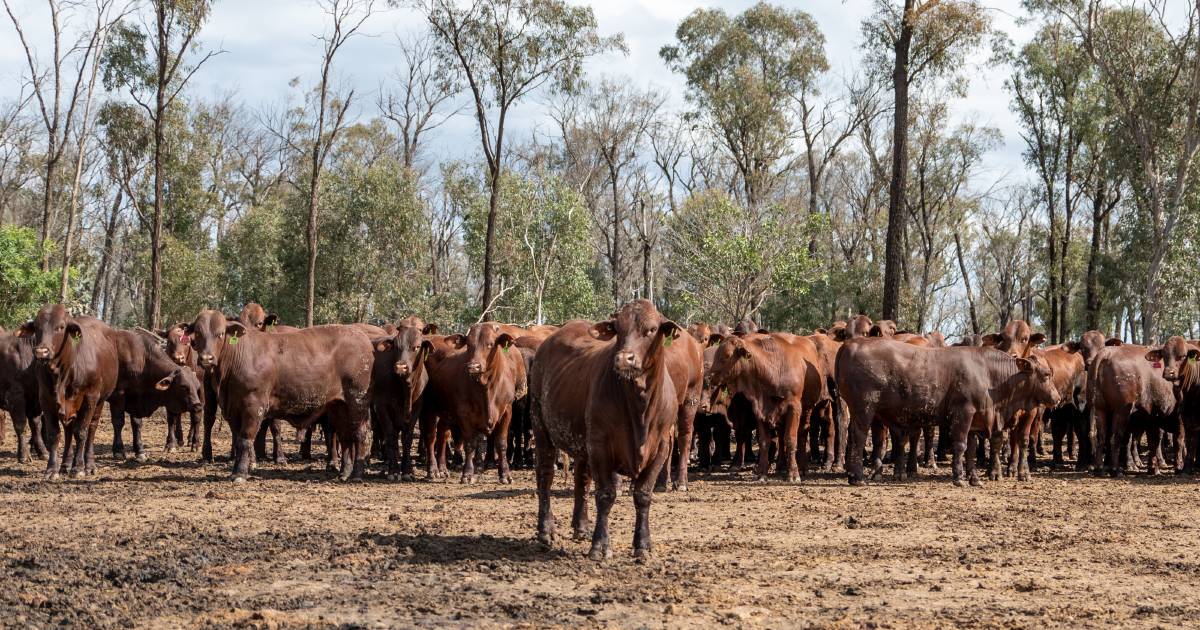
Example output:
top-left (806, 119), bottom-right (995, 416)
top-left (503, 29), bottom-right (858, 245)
top-left (1, 300), bottom-right (1199, 559)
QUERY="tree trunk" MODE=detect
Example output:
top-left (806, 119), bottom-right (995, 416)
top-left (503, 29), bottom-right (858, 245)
top-left (38, 150), bottom-right (58, 272)
top-left (954, 231), bottom-right (979, 335)
top-left (481, 164), bottom-right (500, 316)
top-left (147, 4), bottom-right (168, 328)
top-left (608, 154), bottom-right (621, 308)
top-left (1085, 188), bottom-right (1103, 331)
top-left (90, 190), bottom-right (122, 316)
top-left (881, 0), bottom-right (915, 322)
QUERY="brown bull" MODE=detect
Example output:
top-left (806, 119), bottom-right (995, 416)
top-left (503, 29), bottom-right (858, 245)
top-left (20, 306), bottom-right (119, 480)
top-left (1006, 346), bottom-right (1085, 480)
top-left (1087, 339), bottom-right (1177, 477)
top-left (707, 332), bottom-right (824, 482)
top-left (369, 317), bottom-right (435, 480)
top-left (836, 339), bottom-right (1060, 486)
top-left (420, 322), bottom-right (527, 484)
top-left (531, 301), bottom-right (686, 559)
top-left (216, 323), bottom-right (374, 482)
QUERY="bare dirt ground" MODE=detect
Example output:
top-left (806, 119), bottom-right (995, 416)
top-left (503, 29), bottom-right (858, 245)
top-left (2, 417), bottom-right (1200, 629)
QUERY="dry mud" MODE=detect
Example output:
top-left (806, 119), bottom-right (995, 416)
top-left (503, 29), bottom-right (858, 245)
top-left (1, 417), bottom-right (1199, 629)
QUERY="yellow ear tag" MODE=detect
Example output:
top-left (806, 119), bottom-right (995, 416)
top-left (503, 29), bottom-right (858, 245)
top-left (71, 332), bottom-right (81, 345)
top-left (501, 345), bottom-right (509, 353)
top-left (228, 335), bottom-right (239, 346)
top-left (663, 336), bottom-right (673, 348)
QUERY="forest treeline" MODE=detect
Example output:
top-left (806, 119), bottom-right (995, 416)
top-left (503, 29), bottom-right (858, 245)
top-left (1, 0), bottom-right (1198, 343)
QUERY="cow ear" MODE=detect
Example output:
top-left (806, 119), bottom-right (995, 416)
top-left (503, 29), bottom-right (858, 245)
top-left (981, 333), bottom-right (1002, 347)
top-left (445, 334), bottom-right (467, 349)
top-left (1015, 357), bottom-right (1034, 372)
top-left (1063, 341), bottom-right (1081, 353)
top-left (16, 321), bottom-right (34, 338)
top-left (868, 325), bottom-right (883, 337)
top-left (756, 328), bottom-right (769, 334)
top-left (263, 314), bottom-right (280, 327)
top-left (422, 323), bottom-right (438, 335)
top-left (591, 321), bottom-right (616, 341)
top-left (226, 322), bottom-right (248, 340)
top-left (496, 333), bottom-right (517, 350)
top-left (1105, 338), bottom-right (1123, 347)
top-left (658, 320), bottom-right (681, 341)
top-left (707, 333), bottom-right (725, 347)
top-left (833, 328), bottom-right (850, 342)
top-left (65, 322), bottom-right (83, 344)
top-left (1145, 349), bottom-right (1163, 363)
top-left (1029, 333), bottom-right (1046, 346)
top-left (1188, 349), bottom-right (1200, 362)
top-left (813, 328), bottom-right (827, 335)
top-left (155, 371), bottom-right (178, 391)
top-left (372, 337), bottom-right (395, 352)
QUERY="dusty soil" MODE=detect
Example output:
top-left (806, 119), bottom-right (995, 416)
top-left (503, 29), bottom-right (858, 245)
top-left (2, 417), bottom-right (1199, 629)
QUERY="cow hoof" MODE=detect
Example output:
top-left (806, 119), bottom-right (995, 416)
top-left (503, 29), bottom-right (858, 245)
top-left (848, 477), bottom-right (864, 486)
top-left (68, 469), bottom-right (83, 480)
top-left (673, 483), bottom-right (688, 492)
top-left (112, 451), bottom-right (125, 460)
top-left (633, 548), bottom-right (652, 562)
top-left (274, 458), bottom-right (288, 466)
top-left (45, 471), bottom-right (60, 481)
top-left (1018, 473), bottom-right (1030, 482)
top-left (402, 473), bottom-right (416, 482)
top-left (231, 475), bottom-right (247, 483)
top-left (136, 453), bottom-right (148, 463)
top-left (386, 473), bottom-right (400, 481)
top-left (498, 475), bottom-right (512, 485)
top-left (587, 547), bottom-right (612, 561)
top-left (572, 528), bottom-right (591, 541)
top-left (969, 478), bottom-right (982, 487)
top-left (953, 478), bottom-right (965, 488)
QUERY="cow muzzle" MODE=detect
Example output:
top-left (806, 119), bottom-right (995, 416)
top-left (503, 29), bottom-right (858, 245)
top-left (173, 353), bottom-right (188, 365)
top-left (34, 346), bottom-right (51, 360)
top-left (614, 352), bottom-right (642, 379)
top-left (199, 353), bottom-right (215, 368)
top-left (394, 362), bottom-right (411, 377)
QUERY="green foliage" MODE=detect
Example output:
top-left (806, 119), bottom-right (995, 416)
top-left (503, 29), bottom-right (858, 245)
top-left (860, 0), bottom-right (992, 94)
top-left (0, 226), bottom-right (61, 327)
top-left (665, 190), bottom-right (819, 325)
top-left (463, 169), bottom-right (602, 323)
top-left (161, 233), bottom-right (221, 325)
top-left (661, 2), bottom-right (826, 205)
top-left (219, 199), bottom-right (287, 319)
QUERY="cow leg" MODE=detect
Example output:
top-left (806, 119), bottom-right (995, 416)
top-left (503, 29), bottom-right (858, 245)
top-left (1051, 411), bottom-right (1067, 470)
top-left (1146, 428), bottom-right (1162, 476)
top-left (534, 425), bottom-right (559, 550)
top-left (988, 428), bottom-right (1004, 481)
top-left (399, 412), bottom-right (418, 482)
top-left (1184, 422), bottom-right (1200, 476)
top-left (110, 402), bottom-right (127, 460)
top-left (460, 433), bottom-right (479, 484)
top-left (164, 412), bottom-right (179, 453)
top-left (173, 412), bottom-right (185, 451)
top-left (378, 406), bottom-right (399, 480)
top-left (951, 416), bottom-right (970, 487)
top-left (891, 428), bottom-right (906, 481)
top-left (10, 406), bottom-right (31, 464)
top-left (588, 466), bottom-right (619, 561)
top-left (834, 398), bottom-right (850, 471)
top-left (231, 410), bottom-right (263, 483)
top-left (753, 419), bottom-right (773, 483)
top-left (870, 420), bottom-right (887, 481)
top-left (696, 416), bottom-right (713, 472)
top-left (906, 430), bottom-right (920, 478)
top-left (846, 407), bottom-right (872, 486)
top-left (570, 458), bottom-right (592, 540)
top-left (1090, 407), bottom-right (1107, 476)
top-left (674, 403), bottom-right (696, 492)
top-left (43, 414), bottom-right (62, 481)
top-left (271, 420), bottom-right (287, 465)
top-left (130, 415), bottom-right (146, 461)
top-left (84, 415), bottom-right (99, 476)
top-left (187, 411), bottom-right (201, 451)
top-left (1108, 409), bottom-right (1131, 478)
top-left (966, 432), bottom-right (981, 487)
top-left (29, 414), bottom-right (47, 460)
top-left (633, 441), bottom-right (672, 560)
top-left (494, 408), bottom-right (513, 485)
top-left (201, 379), bottom-right (219, 463)
top-left (714, 419), bottom-right (731, 469)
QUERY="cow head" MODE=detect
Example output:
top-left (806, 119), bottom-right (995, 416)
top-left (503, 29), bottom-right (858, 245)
top-left (592, 299), bottom-right (681, 381)
top-left (1062, 330), bottom-right (1109, 367)
top-left (371, 317), bottom-right (435, 381)
top-left (19, 304), bottom-right (75, 361)
top-left (706, 334), bottom-right (755, 397)
top-left (925, 331), bottom-right (947, 348)
top-left (699, 344), bottom-right (730, 414)
top-left (457, 322), bottom-right (519, 384)
top-left (1015, 355), bottom-right (1061, 408)
top-left (1145, 336), bottom-right (1199, 383)
top-left (186, 309), bottom-right (233, 370)
top-left (982, 320), bottom-right (1045, 358)
top-left (156, 323), bottom-right (194, 366)
top-left (847, 314), bottom-right (873, 339)
top-left (155, 367), bottom-right (204, 413)
top-left (238, 302), bottom-right (279, 331)
top-left (869, 319), bottom-right (898, 338)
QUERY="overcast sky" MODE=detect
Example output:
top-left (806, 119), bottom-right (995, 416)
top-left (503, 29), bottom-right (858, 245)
top-left (1, 0), bottom-right (1034, 186)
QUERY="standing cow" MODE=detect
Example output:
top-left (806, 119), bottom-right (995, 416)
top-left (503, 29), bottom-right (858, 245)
top-left (20, 306), bottom-right (119, 480)
top-left (837, 339), bottom-right (1060, 486)
top-left (1145, 337), bottom-right (1200, 473)
top-left (1087, 339), bottom-right (1178, 477)
top-left (531, 301), bottom-right (692, 559)
top-left (369, 317), bottom-right (435, 480)
top-left (420, 322), bottom-right (527, 484)
top-left (0, 332), bottom-right (46, 463)
top-left (108, 330), bottom-right (205, 461)
top-left (216, 323), bottom-right (374, 482)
